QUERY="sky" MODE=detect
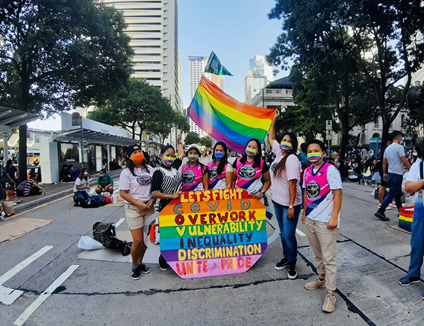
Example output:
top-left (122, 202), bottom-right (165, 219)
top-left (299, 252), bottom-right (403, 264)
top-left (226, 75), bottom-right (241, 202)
top-left (179, 0), bottom-right (288, 105)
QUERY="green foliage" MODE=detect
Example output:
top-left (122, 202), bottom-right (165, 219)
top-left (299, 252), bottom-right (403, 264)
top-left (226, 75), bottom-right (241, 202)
top-left (199, 136), bottom-right (212, 148)
top-left (88, 78), bottom-right (174, 140)
top-left (184, 132), bottom-right (200, 145)
top-left (0, 0), bottom-right (133, 176)
top-left (405, 83), bottom-right (424, 139)
top-left (149, 110), bottom-right (190, 144)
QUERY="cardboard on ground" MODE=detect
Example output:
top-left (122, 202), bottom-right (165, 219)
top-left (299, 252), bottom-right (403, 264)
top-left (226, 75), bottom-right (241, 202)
top-left (0, 218), bottom-right (52, 243)
top-left (77, 231), bottom-right (160, 264)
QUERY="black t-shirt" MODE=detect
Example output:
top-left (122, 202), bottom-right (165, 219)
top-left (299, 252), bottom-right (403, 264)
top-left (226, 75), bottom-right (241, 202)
top-left (6, 166), bottom-right (17, 179)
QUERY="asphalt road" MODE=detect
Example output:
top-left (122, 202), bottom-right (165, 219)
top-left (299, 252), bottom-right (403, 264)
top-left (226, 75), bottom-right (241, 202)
top-left (0, 180), bottom-right (423, 326)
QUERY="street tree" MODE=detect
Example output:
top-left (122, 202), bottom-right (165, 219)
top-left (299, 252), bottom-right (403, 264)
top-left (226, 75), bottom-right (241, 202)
top-left (0, 0), bottom-right (133, 178)
top-left (184, 132), bottom-right (200, 145)
top-left (149, 110), bottom-right (190, 144)
top-left (405, 83), bottom-right (424, 141)
top-left (88, 78), bottom-right (174, 140)
top-left (267, 0), bottom-right (380, 159)
top-left (200, 136), bottom-right (212, 148)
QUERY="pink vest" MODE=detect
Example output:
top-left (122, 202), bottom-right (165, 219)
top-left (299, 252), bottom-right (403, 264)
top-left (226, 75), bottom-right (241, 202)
top-left (236, 157), bottom-right (264, 190)
top-left (304, 163), bottom-right (331, 217)
top-left (181, 163), bottom-right (204, 192)
top-left (207, 161), bottom-right (227, 189)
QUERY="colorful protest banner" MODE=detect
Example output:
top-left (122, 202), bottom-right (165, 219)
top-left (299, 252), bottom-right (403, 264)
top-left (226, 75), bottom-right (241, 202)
top-left (159, 189), bottom-right (267, 279)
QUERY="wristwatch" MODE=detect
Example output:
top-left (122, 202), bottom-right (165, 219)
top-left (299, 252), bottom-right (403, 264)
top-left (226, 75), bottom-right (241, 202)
top-left (289, 205), bottom-right (294, 209)
top-left (261, 190), bottom-right (266, 195)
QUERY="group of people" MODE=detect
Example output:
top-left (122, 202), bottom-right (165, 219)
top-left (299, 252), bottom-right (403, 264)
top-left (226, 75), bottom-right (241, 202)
top-left (117, 110), bottom-right (343, 313)
top-left (3, 159), bottom-right (45, 197)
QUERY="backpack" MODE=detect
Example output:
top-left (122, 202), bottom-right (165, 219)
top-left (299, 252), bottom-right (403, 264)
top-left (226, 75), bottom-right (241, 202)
top-left (93, 222), bottom-right (116, 248)
top-left (17, 181), bottom-right (26, 192)
top-left (92, 222), bottom-right (132, 255)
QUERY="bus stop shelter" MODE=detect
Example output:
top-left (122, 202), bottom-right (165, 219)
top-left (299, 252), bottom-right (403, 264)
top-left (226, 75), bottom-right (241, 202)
top-left (0, 106), bottom-right (39, 167)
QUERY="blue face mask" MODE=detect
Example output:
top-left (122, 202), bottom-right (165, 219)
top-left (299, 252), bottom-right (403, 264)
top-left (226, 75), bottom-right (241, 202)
top-left (214, 151), bottom-right (225, 160)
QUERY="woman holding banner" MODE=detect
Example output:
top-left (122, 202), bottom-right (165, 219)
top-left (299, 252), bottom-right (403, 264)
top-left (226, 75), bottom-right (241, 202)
top-left (207, 142), bottom-right (233, 190)
top-left (181, 144), bottom-right (209, 192)
top-left (151, 134), bottom-right (184, 271)
top-left (268, 110), bottom-right (302, 280)
top-left (232, 138), bottom-right (271, 201)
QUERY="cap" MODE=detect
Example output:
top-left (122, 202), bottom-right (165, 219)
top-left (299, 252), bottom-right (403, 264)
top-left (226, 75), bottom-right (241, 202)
top-left (126, 145), bottom-right (141, 157)
top-left (186, 144), bottom-right (201, 155)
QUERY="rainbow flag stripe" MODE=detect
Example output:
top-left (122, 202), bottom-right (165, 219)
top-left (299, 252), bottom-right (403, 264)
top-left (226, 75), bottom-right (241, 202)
top-left (188, 77), bottom-right (275, 153)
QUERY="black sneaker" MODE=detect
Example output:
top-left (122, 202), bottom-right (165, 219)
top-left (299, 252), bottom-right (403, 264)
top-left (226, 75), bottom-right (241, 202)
top-left (159, 255), bottom-right (169, 271)
top-left (288, 263), bottom-right (297, 280)
top-left (374, 212), bottom-right (389, 221)
top-left (275, 258), bottom-right (289, 270)
top-left (399, 275), bottom-right (421, 286)
top-left (138, 263), bottom-right (150, 274)
top-left (132, 265), bottom-right (141, 280)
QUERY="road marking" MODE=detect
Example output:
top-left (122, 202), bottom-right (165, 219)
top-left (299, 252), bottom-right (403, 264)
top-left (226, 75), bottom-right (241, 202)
top-left (13, 265), bottom-right (79, 326)
top-left (1, 289), bottom-right (23, 305)
top-left (0, 246), bottom-right (53, 286)
top-left (115, 218), bottom-right (125, 228)
top-left (296, 228), bottom-right (306, 237)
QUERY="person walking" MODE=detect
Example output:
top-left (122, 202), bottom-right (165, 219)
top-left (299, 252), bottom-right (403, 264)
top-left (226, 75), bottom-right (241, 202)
top-left (119, 147), bottom-right (154, 279)
top-left (375, 131), bottom-right (411, 221)
top-left (207, 142), bottom-right (233, 190)
top-left (398, 140), bottom-right (424, 299)
top-left (269, 110), bottom-right (302, 280)
top-left (302, 139), bottom-right (343, 313)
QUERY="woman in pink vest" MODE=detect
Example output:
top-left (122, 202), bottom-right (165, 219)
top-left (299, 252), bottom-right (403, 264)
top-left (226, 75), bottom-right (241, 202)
top-left (181, 144), bottom-right (209, 192)
top-left (207, 142), bottom-right (233, 190)
top-left (269, 110), bottom-right (302, 280)
top-left (232, 138), bottom-right (270, 201)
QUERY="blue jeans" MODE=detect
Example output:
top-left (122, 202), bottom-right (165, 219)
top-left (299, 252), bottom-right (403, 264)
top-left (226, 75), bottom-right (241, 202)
top-left (273, 201), bottom-right (301, 263)
top-left (378, 173), bottom-right (403, 214)
top-left (407, 204), bottom-right (424, 278)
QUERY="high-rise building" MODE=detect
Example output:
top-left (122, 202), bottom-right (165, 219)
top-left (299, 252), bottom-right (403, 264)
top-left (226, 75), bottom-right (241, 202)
top-left (245, 55), bottom-right (274, 104)
top-left (102, 0), bottom-right (181, 113)
top-left (188, 56), bottom-right (224, 138)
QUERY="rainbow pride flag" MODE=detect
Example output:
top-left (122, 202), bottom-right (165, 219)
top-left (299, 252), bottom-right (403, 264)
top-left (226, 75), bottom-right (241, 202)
top-left (188, 76), bottom-right (276, 153)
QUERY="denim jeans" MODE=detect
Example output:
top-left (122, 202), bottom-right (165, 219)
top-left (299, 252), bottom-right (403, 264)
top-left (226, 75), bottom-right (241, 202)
top-left (378, 173), bottom-right (403, 214)
top-left (273, 201), bottom-right (301, 263)
top-left (407, 204), bottom-right (424, 278)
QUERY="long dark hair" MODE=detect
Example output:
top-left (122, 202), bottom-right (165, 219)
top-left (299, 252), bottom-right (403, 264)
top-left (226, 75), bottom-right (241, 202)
top-left (212, 142), bottom-right (228, 175)
top-left (127, 151), bottom-right (150, 176)
top-left (274, 132), bottom-right (298, 177)
top-left (240, 139), bottom-right (262, 168)
top-left (78, 168), bottom-right (88, 180)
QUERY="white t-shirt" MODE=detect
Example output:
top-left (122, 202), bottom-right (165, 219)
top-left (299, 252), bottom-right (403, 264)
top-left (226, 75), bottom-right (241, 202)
top-left (119, 166), bottom-right (154, 203)
top-left (270, 140), bottom-right (302, 206)
top-left (406, 159), bottom-right (423, 203)
top-left (303, 164), bottom-right (343, 223)
top-left (74, 177), bottom-right (89, 192)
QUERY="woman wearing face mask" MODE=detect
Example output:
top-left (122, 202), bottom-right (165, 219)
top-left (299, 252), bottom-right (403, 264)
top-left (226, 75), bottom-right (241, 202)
top-left (73, 168), bottom-right (91, 200)
top-left (269, 110), bottom-right (302, 280)
top-left (151, 134), bottom-right (184, 271)
top-left (232, 138), bottom-right (271, 201)
top-left (208, 142), bottom-right (233, 190)
top-left (181, 144), bottom-right (209, 192)
top-left (119, 146), bottom-right (154, 280)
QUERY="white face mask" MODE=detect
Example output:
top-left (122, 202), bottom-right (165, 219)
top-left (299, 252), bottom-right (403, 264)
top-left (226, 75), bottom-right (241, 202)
top-left (413, 152), bottom-right (418, 157)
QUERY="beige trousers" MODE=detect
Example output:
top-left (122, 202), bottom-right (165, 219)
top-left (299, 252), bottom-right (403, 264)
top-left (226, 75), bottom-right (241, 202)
top-left (306, 219), bottom-right (338, 291)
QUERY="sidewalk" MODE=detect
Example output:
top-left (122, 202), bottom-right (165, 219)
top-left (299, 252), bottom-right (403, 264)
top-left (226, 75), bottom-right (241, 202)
top-left (5, 169), bottom-right (123, 213)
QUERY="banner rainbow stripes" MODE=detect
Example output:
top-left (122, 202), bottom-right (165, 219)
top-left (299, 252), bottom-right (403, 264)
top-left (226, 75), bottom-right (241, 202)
top-left (188, 77), bottom-right (276, 153)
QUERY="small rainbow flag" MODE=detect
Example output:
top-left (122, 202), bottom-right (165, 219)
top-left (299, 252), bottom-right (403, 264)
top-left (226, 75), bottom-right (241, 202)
top-left (188, 76), bottom-right (275, 153)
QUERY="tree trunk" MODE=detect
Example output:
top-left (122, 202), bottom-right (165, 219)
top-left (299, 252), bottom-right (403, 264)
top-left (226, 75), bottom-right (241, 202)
top-left (339, 127), bottom-right (349, 161)
top-left (18, 77), bottom-right (30, 182)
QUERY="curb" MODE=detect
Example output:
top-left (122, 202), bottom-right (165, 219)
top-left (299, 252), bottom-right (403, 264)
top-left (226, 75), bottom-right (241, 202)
top-left (12, 175), bottom-right (121, 214)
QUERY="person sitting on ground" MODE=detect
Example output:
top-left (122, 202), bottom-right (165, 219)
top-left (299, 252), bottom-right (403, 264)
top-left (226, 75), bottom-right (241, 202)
top-left (23, 169), bottom-right (46, 196)
top-left (73, 168), bottom-right (91, 200)
top-left (60, 165), bottom-right (74, 182)
top-left (5, 159), bottom-right (19, 188)
top-left (96, 169), bottom-right (114, 195)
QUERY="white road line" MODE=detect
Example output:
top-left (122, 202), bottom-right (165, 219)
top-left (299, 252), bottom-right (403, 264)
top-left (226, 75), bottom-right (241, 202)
top-left (13, 265), bottom-right (79, 326)
top-left (115, 218), bottom-right (125, 228)
top-left (1, 289), bottom-right (23, 305)
top-left (0, 246), bottom-right (53, 286)
top-left (296, 228), bottom-right (306, 237)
